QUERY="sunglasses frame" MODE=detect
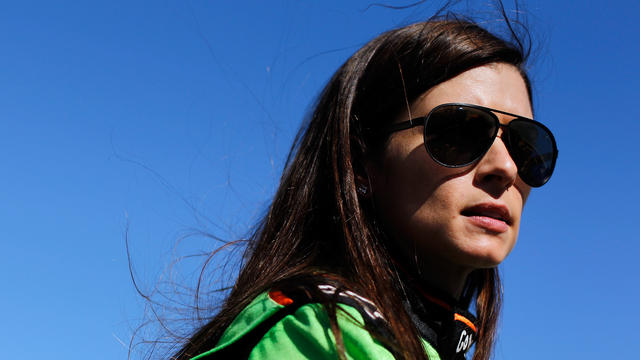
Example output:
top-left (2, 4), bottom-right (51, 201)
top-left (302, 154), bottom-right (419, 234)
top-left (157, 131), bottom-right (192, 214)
top-left (386, 103), bottom-right (558, 187)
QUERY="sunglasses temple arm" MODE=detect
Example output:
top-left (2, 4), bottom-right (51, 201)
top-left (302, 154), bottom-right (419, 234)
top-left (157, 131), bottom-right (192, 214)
top-left (386, 118), bottom-right (424, 133)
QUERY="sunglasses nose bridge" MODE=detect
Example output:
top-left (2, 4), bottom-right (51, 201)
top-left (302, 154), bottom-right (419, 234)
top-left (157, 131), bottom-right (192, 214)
top-left (495, 123), bottom-right (509, 142)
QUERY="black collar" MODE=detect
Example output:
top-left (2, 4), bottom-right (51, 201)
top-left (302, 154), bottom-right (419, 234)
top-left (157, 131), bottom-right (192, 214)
top-left (397, 270), bottom-right (479, 360)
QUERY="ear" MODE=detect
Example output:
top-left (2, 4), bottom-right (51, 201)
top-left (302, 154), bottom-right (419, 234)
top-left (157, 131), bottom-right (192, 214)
top-left (354, 158), bottom-right (376, 199)
top-left (355, 172), bottom-right (371, 198)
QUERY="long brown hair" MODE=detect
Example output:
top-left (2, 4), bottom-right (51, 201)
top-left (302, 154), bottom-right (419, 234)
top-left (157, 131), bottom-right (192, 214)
top-left (173, 16), bottom-right (532, 360)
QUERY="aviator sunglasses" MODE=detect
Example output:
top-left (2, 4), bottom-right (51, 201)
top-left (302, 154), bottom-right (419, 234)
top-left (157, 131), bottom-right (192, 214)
top-left (386, 103), bottom-right (558, 187)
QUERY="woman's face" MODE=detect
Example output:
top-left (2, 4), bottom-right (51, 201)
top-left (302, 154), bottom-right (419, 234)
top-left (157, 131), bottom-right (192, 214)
top-left (370, 63), bottom-right (532, 276)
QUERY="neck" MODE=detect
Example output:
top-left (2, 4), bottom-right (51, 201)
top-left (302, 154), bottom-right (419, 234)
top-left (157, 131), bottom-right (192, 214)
top-left (387, 241), bottom-right (473, 301)
top-left (406, 256), bottom-right (472, 301)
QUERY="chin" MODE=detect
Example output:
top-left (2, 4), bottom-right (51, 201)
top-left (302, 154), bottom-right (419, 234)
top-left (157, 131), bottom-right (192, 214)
top-left (454, 241), bottom-right (513, 269)
top-left (464, 256), bottom-right (504, 269)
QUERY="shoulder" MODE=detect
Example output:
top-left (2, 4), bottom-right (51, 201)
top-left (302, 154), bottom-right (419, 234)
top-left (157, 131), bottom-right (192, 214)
top-left (252, 300), bottom-right (394, 359)
top-left (191, 287), bottom-right (399, 360)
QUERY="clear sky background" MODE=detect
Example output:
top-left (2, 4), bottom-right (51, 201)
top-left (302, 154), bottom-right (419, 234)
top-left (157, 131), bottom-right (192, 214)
top-left (1, 1), bottom-right (638, 359)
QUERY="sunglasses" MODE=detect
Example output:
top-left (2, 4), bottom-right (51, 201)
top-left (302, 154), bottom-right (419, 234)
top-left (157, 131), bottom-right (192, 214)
top-left (386, 103), bottom-right (558, 187)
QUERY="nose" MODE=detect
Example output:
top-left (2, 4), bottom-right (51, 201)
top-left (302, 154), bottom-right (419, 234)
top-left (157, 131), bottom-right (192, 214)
top-left (473, 131), bottom-right (518, 195)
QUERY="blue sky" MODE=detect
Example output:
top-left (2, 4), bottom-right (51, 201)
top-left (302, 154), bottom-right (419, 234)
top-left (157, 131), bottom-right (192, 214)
top-left (1, 1), bottom-right (638, 359)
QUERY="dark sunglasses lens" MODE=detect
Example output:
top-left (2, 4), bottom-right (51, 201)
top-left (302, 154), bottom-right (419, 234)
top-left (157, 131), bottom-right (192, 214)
top-left (506, 120), bottom-right (557, 187)
top-left (425, 105), bottom-right (497, 166)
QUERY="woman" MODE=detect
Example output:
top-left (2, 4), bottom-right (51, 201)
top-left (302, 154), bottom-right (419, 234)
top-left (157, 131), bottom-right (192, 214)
top-left (175, 16), bottom-right (557, 360)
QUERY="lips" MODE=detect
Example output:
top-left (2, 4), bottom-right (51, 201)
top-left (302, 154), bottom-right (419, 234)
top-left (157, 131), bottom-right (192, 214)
top-left (461, 203), bottom-right (512, 232)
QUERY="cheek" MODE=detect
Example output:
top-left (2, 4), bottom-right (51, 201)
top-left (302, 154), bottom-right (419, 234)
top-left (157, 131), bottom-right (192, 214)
top-left (515, 178), bottom-right (532, 204)
top-left (373, 145), bottom-right (445, 219)
top-left (372, 149), bottom-right (467, 245)
top-left (511, 181), bottom-right (530, 226)
top-left (378, 177), bottom-right (480, 266)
